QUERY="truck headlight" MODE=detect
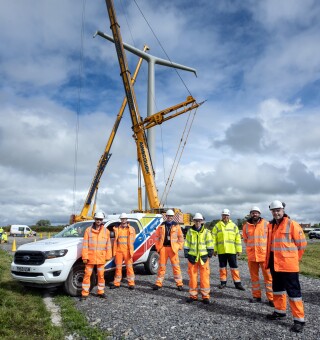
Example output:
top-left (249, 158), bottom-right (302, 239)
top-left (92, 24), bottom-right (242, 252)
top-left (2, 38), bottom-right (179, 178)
top-left (44, 249), bottom-right (68, 259)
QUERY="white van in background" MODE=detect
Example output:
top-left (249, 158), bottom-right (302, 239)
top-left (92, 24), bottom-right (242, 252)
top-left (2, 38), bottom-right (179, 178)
top-left (10, 225), bottom-right (37, 237)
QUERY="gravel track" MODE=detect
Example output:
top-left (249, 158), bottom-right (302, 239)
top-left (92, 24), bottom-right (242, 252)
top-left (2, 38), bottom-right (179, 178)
top-left (76, 252), bottom-right (320, 340)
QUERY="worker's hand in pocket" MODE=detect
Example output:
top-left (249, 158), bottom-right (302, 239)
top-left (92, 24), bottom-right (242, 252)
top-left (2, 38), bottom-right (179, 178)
top-left (83, 259), bottom-right (88, 264)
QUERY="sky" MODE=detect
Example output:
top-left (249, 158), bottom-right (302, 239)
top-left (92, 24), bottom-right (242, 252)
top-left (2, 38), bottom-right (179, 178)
top-left (1, 0), bottom-right (320, 226)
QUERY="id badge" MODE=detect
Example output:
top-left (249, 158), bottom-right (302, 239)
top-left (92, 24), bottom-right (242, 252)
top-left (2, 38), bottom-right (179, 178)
top-left (167, 236), bottom-right (170, 240)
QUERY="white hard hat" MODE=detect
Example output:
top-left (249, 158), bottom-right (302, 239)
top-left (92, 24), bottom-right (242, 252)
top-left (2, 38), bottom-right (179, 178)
top-left (222, 208), bottom-right (230, 216)
top-left (166, 209), bottom-right (174, 216)
top-left (193, 213), bottom-right (203, 220)
top-left (250, 206), bottom-right (261, 213)
top-left (120, 212), bottom-right (128, 219)
top-left (94, 211), bottom-right (105, 219)
top-left (269, 200), bottom-right (285, 210)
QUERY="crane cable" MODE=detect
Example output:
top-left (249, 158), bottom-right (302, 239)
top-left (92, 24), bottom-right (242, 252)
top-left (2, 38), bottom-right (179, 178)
top-left (72, 0), bottom-right (87, 215)
top-left (160, 106), bottom-right (199, 207)
top-left (132, 0), bottom-right (199, 205)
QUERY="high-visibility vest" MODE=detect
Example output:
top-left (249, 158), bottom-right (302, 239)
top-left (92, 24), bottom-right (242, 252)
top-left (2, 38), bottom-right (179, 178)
top-left (212, 220), bottom-right (242, 254)
top-left (113, 224), bottom-right (136, 257)
top-left (82, 225), bottom-right (112, 264)
top-left (265, 217), bottom-right (307, 272)
top-left (155, 222), bottom-right (184, 254)
top-left (184, 225), bottom-right (214, 264)
top-left (243, 219), bottom-right (268, 262)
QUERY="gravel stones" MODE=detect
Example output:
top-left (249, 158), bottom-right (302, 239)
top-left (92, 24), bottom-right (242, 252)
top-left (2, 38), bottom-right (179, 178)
top-left (76, 254), bottom-right (320, 339)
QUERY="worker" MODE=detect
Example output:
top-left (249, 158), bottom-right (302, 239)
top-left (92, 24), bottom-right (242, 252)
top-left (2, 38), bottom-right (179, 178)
top-left (0, 226), bottom-right (3, 239)
top-left (243, 206), bottom-right (274, 306)
top-left (212, 208), bottom-right (245, 290)
top-left (2, 232), bottom-right (8, 243)
top-left (81, 211), bottom-right (112, 300)
top-left (265, 200), bottom-right (307, 333)
top-left (110, 213), bottom-right (136, 290)
top-left (152, 209), bottom-right (184, 291)
top-left (184, 213), bottom-right (214, 304)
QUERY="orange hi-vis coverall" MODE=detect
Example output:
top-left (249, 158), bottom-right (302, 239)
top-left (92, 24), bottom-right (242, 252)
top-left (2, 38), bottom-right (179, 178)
top-left (184, 225), bottom-right (214, 300)
top-left (154, 221), bottom-right (184, 288)
top-left (265, 215), bottom-right (307, 323)
top-left (81, 224), bottom-right (112, 297)
top-left (113, 224), bottom-right (136, 287)
top-left (243, 218), bottom-right (273, 301)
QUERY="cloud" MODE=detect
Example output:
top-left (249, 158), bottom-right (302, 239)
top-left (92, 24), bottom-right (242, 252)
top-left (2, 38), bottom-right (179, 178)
top-left (213, 118), bottom-right (266, 153)
top-left (0, 0), bottom-right (319, 226)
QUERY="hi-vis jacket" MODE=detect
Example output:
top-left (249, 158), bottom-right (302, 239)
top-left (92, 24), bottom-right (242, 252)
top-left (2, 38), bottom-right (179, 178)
top-left (212, 220), bottom-right (242, 254)
top-left (265, 216), bottom-right (307, 272)
top-left (155, 222), bottom-right (184, 254)
top-left (82, 225), bottom-right (112, 264)
top-left (242, 218), bottom-right (268, 262)
top-left (184, 225), bottom-right (214, 264)
top-left (113, 224), bottom-right (136, 257)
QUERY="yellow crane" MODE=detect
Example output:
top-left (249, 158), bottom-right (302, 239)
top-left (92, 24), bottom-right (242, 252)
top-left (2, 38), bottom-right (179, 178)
top-left (70, 46), bottom-right (149, 223)
top-left (104, 0), bottom-right (203, 223)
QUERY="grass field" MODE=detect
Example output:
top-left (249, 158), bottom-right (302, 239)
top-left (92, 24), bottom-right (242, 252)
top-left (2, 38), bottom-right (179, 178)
top-left (0, 249), bottom-right (108, 339)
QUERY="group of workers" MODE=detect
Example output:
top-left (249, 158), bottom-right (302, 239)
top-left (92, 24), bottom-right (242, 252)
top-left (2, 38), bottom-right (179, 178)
top-left (80, 200), bottom-right (307, 334)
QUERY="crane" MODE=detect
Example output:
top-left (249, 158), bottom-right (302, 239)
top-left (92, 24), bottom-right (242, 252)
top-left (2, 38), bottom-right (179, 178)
top-left (104, 0), bottom-right (202, 221)
top-left (70, 45), bottom-right (149, 224)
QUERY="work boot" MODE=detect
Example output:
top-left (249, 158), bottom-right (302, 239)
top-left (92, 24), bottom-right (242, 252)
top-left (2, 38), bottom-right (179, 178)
top-left (177, 286), bottom-right (183, 291)
top-left (186, 297), bottom-right (195, 303)
top-left (218, 283), bottom-right (226, 289)
top-left (268, 300), bottom-right (275, 307)
top-left (110, 285), bottom-right (120, 289)
top-left (249, 297), bottom-right (262, 303)
top-left (128, 285), bottom-right (135, 290)
top-left (235, 283), bottom-right (245, 291)
top-left (266, 311), bottom-right (286, 320)
top-left (152, 284), bottom-right (160, 290)
top-left (202, 298), bottom-right (210, 305)
top-left (291, 322), bottom-right (305, 333)
top-left (80, 296), bottom-right (87, 301)
top-left (98, 293), bottom-right (107, 299)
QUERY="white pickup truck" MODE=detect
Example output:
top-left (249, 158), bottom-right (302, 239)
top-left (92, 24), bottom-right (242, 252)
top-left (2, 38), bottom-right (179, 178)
top-left (11, 213), bottom-right (162, 296)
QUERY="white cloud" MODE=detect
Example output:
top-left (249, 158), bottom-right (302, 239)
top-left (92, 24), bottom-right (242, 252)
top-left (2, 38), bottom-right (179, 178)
top-left (0, 0), bottom-right (319, 226)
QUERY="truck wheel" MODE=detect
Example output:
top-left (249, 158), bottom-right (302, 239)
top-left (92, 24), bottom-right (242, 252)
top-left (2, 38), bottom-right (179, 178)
top-left (144, 251), bottom-right (159, 275)
top-left (63, 263), bottom-right (97, 297)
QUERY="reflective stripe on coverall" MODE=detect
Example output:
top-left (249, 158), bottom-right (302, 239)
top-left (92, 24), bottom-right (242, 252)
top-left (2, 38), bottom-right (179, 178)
top-left (265, 217), bottom-right (307, 322)
top-left (243, 219), bottom-right (273, 300)
top-left (81, 225), bottom-right (112, 296)
top-left (155, 222), bottom-right (184, 287)
top-left (113, 224), bottom-right (136, 287)
top-left (184, 226), bottom-right (214, 300)
top-left (212, 220), bottom-right (242, 283)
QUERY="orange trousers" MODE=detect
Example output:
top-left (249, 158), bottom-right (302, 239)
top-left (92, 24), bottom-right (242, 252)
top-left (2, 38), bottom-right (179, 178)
top-left (188, 260), bottom-right (210, 300)
top-left (114, 251), bottom-right (135, 287)
top-left (82, 263), bottom-right (105, 297)
top-left (248, 261), bottom-right (273, 301)
top-left (155, 247), bottom-right (183, 287)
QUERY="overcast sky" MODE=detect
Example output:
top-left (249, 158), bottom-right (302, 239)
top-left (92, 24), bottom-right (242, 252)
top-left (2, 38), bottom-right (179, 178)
top-left (1, 0), bottom-right (320, 226)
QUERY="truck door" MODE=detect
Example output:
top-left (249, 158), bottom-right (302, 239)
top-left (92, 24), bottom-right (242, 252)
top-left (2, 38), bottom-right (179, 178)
top-left (129, 220), bottom-right (146, 264)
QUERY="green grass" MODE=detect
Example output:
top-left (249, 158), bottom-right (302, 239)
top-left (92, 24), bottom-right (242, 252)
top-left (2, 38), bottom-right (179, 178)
top-left (0, 249), bottom-right (109, 339)
top-left (300, 243), bottom-right (320, 278)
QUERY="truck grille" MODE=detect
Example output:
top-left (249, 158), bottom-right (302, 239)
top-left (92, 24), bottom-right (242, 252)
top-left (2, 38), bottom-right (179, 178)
top-left (14, 251), bottom-right (45, 265)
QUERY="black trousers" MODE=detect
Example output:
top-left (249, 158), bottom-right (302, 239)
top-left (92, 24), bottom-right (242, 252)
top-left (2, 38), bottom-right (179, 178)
top-left (269, 253), bottom-right (302, 298)
top-left (218, 253), bottom-right (238, 269)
